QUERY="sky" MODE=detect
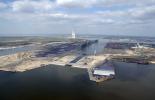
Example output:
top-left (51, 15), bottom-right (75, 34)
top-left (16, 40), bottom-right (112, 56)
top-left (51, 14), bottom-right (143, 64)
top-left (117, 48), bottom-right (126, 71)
top-left (0, 0), bottom-right (155, 36)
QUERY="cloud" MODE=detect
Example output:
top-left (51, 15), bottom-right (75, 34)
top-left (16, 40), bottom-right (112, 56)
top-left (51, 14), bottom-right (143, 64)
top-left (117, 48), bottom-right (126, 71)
top-left (94, 0), bottom-right (155, 7)
top-left (12, 0), bottom-right (55, 13)
top-left (96, 5), bottom-right (155, 24)
top-left (0, 2), bottom-right (7, 9)
top-left (1, 5), bottom-right (155, 25)
top-left (56, 0), bottom-right (95, 8)
top-left (0, 0), bottom-right (155, 36)
top-left (56, 0), bottom-right (155, 8)
top-left (130, 6), bottom-right (155, 20)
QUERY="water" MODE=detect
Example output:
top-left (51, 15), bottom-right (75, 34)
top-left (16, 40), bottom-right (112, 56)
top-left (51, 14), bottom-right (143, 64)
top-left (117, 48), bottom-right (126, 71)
top-left (0, 45), bottom-right (35, 56)
top-left (0, 65), bottom-right (155, 100)
top-left (0, 38), bottom-right (107, 56)
top-left (82, 39), bottom-right (108, 55)
top-left (1, 36), bottom-right (155, 100)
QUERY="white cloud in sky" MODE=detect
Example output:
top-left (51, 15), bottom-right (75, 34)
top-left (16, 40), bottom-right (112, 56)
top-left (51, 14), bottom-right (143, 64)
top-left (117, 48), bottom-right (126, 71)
top-left (56, 0), bottom-right (155, 8)
top-left (130, 6), bottom-right (155, 20)
top-left (0, 0), bottom-right (155, 36)
top-left (12, 0), bottom-right (55, 13)
top-left (56, 0), bottom-right (96, 8)
top-left (0, 2), bottom-right (7, 9)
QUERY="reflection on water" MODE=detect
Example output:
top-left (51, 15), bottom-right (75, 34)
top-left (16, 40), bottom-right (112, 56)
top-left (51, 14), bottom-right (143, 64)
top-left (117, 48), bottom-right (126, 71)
top-left (0, 45), bottom-right (34, 56)
top-left (82, 39), bottom-right (107, 55)
top-left (0, 64), bottom-right (155, 100)
top-left (0, 39), bottom-right (106, 56)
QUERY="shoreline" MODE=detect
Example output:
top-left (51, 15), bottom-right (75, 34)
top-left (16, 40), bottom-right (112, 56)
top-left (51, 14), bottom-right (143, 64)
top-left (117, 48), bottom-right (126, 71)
top-left (0, 50), bottom-right (109, 72)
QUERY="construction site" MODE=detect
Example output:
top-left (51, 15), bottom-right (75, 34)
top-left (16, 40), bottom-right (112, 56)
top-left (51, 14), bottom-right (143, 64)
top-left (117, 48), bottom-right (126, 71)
top-left (1, 36), bottom-right (155, 82)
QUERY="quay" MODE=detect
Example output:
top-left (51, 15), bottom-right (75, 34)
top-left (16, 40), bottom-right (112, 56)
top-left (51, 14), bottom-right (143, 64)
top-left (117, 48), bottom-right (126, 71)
top-left (2, 39), bottom-right (155, 82)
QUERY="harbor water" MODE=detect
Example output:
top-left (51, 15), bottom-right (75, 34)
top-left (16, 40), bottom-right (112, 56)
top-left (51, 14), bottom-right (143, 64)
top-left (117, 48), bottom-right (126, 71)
top-left (1, 36), bottom-right (155, 100)
top-left (0, 63), bottom-right (155, 100)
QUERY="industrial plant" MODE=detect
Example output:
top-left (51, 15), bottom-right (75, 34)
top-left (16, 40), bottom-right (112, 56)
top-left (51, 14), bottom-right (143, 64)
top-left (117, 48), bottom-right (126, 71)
top-left (1, 32), bottom-right (155, 82)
